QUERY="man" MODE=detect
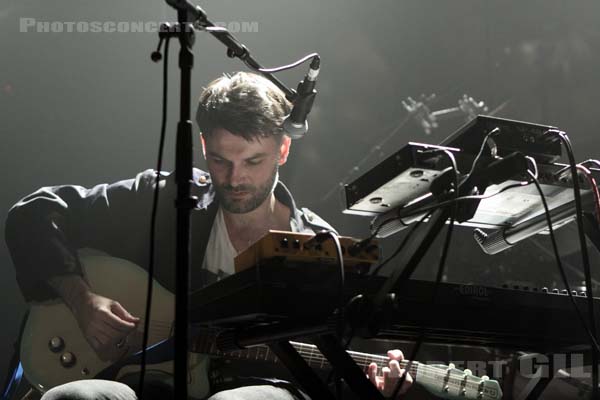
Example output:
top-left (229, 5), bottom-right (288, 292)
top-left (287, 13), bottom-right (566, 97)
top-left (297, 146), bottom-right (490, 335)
top-left (5, 72), bottom-right (412, 399)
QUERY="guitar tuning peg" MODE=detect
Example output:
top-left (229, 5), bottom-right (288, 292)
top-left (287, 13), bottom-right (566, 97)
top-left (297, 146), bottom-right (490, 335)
top-left (448, 363), bottom-right (456, 370)
top-left (481, 375), bottom-right (490, 381)
top-left (464, 369), bottom-right (472, 376)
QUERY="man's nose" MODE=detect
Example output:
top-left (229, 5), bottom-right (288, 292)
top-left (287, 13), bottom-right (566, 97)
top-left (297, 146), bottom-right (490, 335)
top-left (228, 165), bottom-right (247, 187)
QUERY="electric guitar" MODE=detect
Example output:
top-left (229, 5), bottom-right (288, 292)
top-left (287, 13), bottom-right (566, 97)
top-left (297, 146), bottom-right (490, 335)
top-left (19, 251), bottom-right (502, 399)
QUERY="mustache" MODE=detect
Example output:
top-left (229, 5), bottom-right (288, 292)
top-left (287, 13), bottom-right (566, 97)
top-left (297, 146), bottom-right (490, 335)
top-left (222, 184), bottom-right (255, 193)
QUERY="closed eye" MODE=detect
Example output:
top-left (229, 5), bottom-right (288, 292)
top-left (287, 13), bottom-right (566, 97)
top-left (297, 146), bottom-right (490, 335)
top-left (246, 158), bottom-right (263, 166)
top-left (210, 157), bottom-right (226, 164)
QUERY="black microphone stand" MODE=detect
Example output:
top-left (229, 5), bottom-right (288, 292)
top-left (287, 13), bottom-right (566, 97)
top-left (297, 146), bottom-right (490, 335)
top-left (159, 3), bottom-right (380, 399)
top-left (158, 2), bottom-right (301, 399)
top-left (164, 6), bottom-right (197, 400)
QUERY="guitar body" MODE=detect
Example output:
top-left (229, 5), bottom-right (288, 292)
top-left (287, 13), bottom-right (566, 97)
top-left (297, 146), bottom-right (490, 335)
top-left (18, 250), bottom-right (503, 400)
top-left (19, 250), bottom-right (210, 398)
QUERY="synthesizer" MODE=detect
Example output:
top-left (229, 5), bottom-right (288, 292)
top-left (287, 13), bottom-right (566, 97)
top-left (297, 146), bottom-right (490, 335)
top-left (191, 264), bottom-right (600, 352)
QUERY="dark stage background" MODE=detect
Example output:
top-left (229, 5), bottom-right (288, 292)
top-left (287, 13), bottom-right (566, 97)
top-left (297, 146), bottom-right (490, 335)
top-left (2, 0), bottom-right (600, 394)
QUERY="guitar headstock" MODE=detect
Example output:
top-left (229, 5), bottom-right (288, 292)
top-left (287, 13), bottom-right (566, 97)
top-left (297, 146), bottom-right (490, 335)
top-left (416, 363), bottom-right (502, 400)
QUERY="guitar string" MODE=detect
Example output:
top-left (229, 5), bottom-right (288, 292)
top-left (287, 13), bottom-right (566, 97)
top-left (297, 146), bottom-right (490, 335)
top-left (132, 332), bottom-right (494, 391)
top-left (138, 333), bottom-right (491, 375)
top-left (204, 341), bottom-right (444, 375)
top-left (188, 345), bottom-right (495, 395)
top-left (296, 351), bottom-right (487, 391)
top-left (218, 347), bottom-right (489, 391)
top-left (207, 343), bottom-right (489, 390)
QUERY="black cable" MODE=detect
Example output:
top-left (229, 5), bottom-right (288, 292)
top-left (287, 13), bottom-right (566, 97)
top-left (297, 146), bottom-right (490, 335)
top-left (311, 230), bottom-right (345, 335)
top-left (553, 131), bottom-right (597, 303)
top-left (369, 211), bottom-right (433, 278)
top-left (366, 152), bottom-right (459, 242)
top-left (307, 230), bottom-right (344, 398)
top-left (369, 144), bottom-right (533, 241)
top-left (255, 53), bottom-right (319, 74)
top-left (366, 178), bottom-right (529, 250)
top-left (370, 148), bottom-right (528, 282)
top-left (349, 131), bottom-right (514, 396)
top-left (334, 211), bottom-right (430, 394)
top-left (464, 127), bottom-right (501, 181)
top-left (367, 138), bottom-right (531, 396)
top-left (352, 149), bottom-right (459, 397)
top-left (527, 171), bottom-right (600, 353)
top-left (545, 130), bottom-right (599, 398)
top-left (138, 37), bottom-right (171, 399)
top-left (370, 156), bottom-right (531, 242)
top-left (369, 149), bottom-right (463, 275)
top-left (391, 213), bottom-right (457, 399)
top-left (331, 231), bottom-right (344, 400)
top-left (390, 150), bottom-right (459, 399)
top-left (395, 180), bottom-right (532, 221)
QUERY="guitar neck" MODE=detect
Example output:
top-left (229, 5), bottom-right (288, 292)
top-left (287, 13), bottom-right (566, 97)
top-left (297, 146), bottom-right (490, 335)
top-left (199, 338), bottom-right (419, 377)
top-left (291, 342), bottom-right (420, 376)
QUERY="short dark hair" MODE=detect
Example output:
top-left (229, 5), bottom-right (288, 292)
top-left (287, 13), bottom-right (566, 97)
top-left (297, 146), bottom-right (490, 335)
top-left (196, 71), bottom-right (292, 141)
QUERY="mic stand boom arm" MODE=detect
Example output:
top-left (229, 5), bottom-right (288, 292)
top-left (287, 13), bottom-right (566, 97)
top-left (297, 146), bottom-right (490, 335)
top-left (166, 0), bottom-right (297, 100)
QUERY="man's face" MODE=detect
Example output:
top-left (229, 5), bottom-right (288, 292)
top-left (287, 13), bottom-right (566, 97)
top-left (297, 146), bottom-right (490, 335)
top-left (202, 128), bottom-right (291, 214)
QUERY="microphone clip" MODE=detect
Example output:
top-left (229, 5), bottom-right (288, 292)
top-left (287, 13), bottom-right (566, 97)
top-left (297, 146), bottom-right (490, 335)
top-left (283, 56), bottom-right (320, 139)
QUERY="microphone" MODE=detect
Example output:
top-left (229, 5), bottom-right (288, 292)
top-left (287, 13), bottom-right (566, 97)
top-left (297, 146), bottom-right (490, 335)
top-left (283, 56), bottom-right (320, 139)
top-left (473, 190), bottom-right (595, 254)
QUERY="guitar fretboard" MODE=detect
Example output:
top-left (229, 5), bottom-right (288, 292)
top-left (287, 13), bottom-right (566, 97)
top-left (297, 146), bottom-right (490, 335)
top-left (191, 334), bottom-right (502, 400)
top-left (194, 335), bottom-right (419, 376)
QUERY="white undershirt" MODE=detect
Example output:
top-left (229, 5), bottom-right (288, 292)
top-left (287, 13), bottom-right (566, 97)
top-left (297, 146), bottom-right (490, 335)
top-left (201, 207), bottom-right (237, 279)
top-left (202, 206), bottom-right (298, 279)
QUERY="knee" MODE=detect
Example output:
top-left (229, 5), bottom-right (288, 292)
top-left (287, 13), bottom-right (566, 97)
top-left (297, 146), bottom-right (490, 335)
top-left (208, 385), bottom-right (299, 400)
top-left (41, 380), bottom-right (137, 400)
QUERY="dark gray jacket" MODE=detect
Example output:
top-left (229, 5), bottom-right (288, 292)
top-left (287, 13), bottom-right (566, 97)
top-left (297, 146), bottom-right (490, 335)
top-left (5, 168), bottom-right (335, 302)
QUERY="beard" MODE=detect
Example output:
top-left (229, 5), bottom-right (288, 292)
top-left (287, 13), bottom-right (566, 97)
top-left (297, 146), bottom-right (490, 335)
top-left (214, 164), bottom-right (279, 214)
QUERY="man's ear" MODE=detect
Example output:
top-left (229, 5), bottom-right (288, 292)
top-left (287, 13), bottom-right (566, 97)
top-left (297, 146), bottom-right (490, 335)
top-left (200, 134), bottom-right (207, 159)
top-left (278, 135), bottom-right (292, 165)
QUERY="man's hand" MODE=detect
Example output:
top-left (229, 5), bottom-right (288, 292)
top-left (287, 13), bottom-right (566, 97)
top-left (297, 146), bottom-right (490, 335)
top-left (367, 349), bottom-right (413, 398)
top-left (48, 273), bottom-right (140, 361)
top-left (73, 291), bottom-right (140, 361)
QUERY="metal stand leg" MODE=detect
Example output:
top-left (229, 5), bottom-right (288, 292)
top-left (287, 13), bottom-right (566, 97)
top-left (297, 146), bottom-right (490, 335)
top-left (268, 341), bottom-right (335, 400)
top-left (313, 334), bottom-right (384, 400)
top-left (514, 352), bottom-right (573, 400)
